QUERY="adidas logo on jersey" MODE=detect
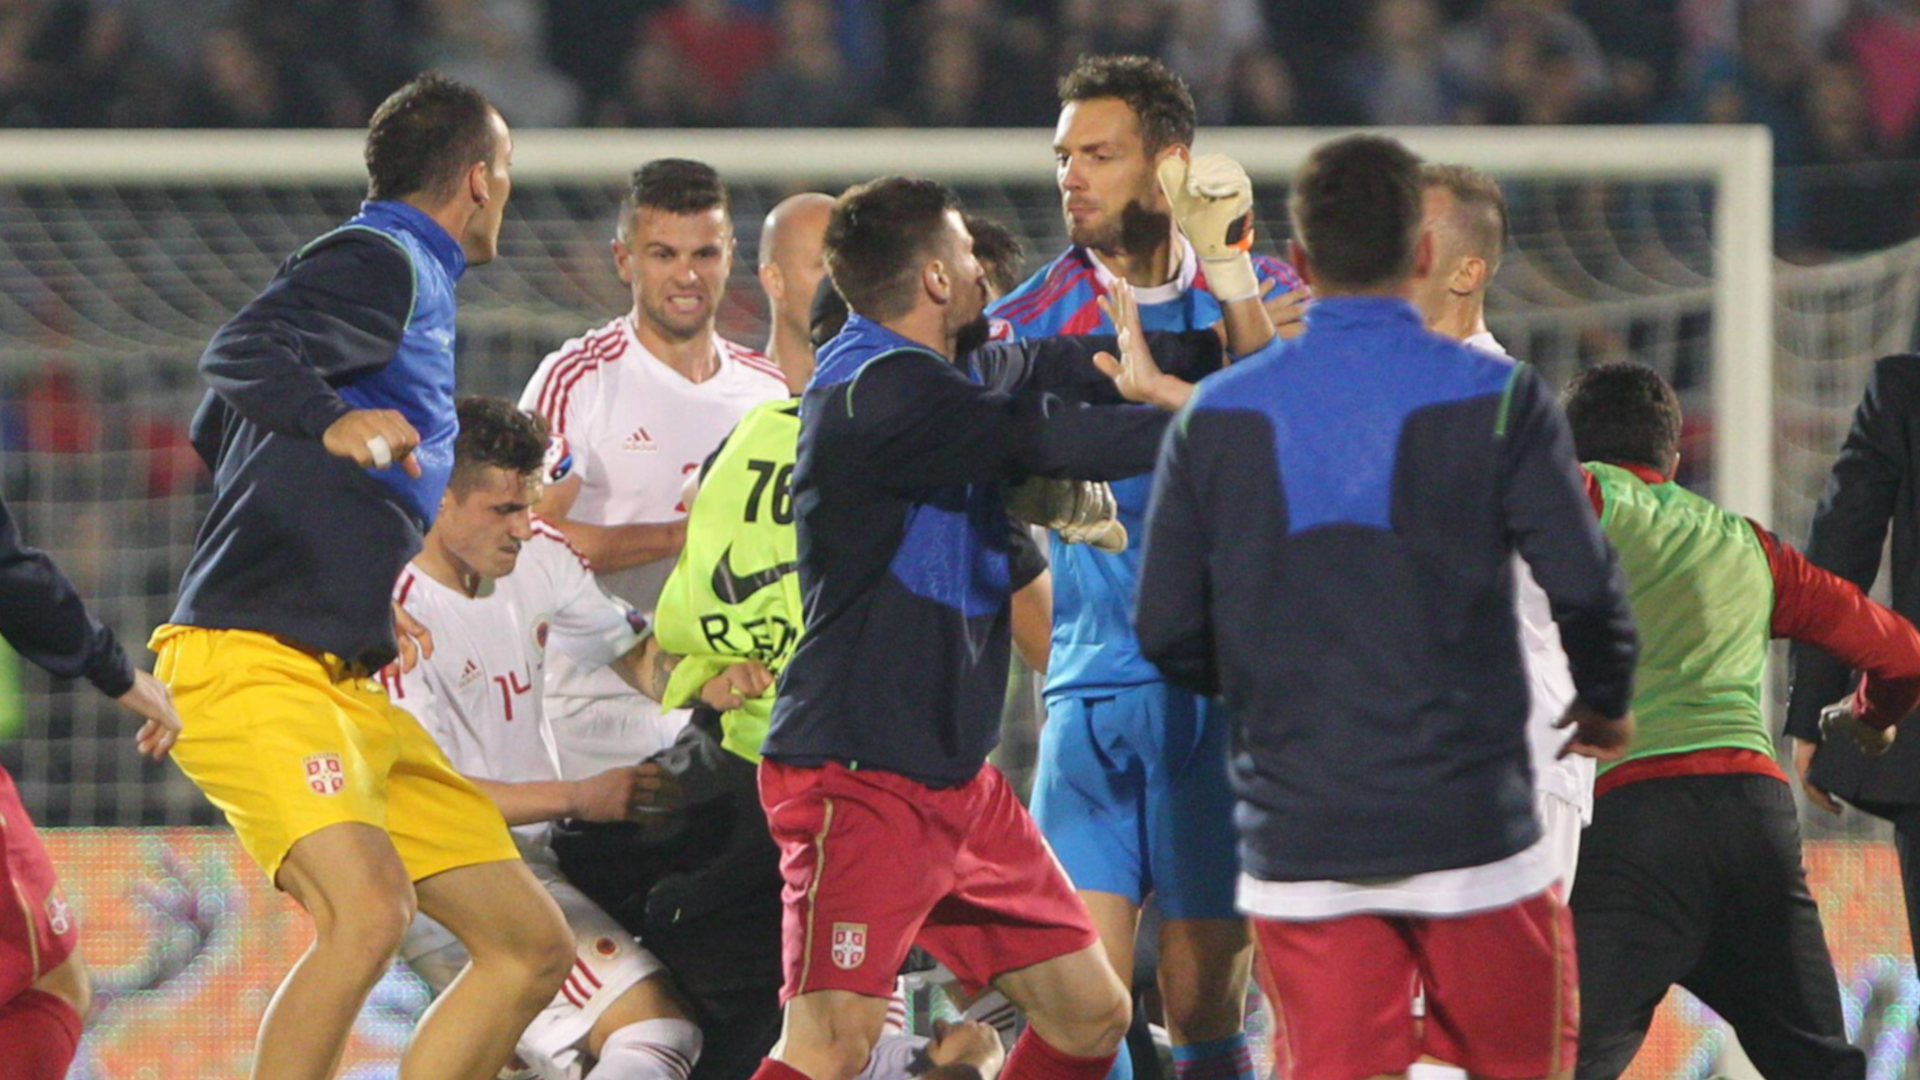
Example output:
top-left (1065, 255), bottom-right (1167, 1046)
top-left (459, 658), bottom-right (482, 688)
top-left (621, 426), bottom-right (657, 453)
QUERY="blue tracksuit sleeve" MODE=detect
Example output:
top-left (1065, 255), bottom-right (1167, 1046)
top-left (973, 331), bottom-right (1226, 401)
top-left (199, 232), bottom-right (415, 441)
top-left (1502, 365), bottom-right (1639, 718)
top-left (846, 350), bottom-right (1173, 492)
top-left (1136, 408), bottom-right (1216, 696)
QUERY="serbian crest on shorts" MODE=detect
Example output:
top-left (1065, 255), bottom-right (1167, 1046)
top-left (303, 752), bottom-right (346, 796)
top-left (831, 922), bottom-right (868, 970)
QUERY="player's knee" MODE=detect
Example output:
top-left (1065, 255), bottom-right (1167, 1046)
top-left (521, 918), bottom-right (576, 995)
top-left (1041, 984), bottom-right (1131, 1058)
top-left (1157, 974), bottom-right (1241, 1040)
top-left (316, 888), bottom-right (416, 970)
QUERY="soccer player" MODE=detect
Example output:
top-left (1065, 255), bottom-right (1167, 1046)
top-left (1561, 363), bottom-right (1920, 1080)
top-left (988, 56), bottom-right (1297, 1080)
top-left (1137, 134), bottom-right (1641, 1080)
top-left (387, 397), bottom-right (772, 1080)
top-left (1410, 164), bottom-right (1586, 895)
top-left (0, 494), bottom-right (182, 1080)
top-left (152, 75), bottom-right (575, 1080)
top-left (1786, 351), bottom-right (1920, 966)
top-left (521, 159), bottom-right (790, 780)
top-left (757, 192), bottom-right (836, 390)
top-left (750, 175), bottom-right (1199, 1080)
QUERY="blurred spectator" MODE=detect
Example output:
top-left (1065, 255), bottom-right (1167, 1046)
top-left (174, 24), bottom-right (328, 128)
top-left (1789, 59), bottom-right (1920, 256)
top-left (1165, 0), bottom-right (1292, 123)
top-left (641, 0), bottom-right (778, 125)
top-left (1060, 0), bottom-right (1171, 63)
top-left (1847, 0), bottom-right (1920, 154)
top-left (1441, 0), bottom-right (1609, 123)
top-left (1667, 0), bottom-right (1816, 164)
top-left (1345, 0), bottom-right (1467, 125)
top-left (740, 0), bottom-right (862, 126)
top-left (421, 0), bottom-right (581, 127)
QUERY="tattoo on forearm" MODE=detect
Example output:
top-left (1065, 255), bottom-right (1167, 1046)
top-left (645, 644), bottom-right (677, 700)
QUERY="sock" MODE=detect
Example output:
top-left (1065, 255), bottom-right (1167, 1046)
top-left (589, 1017), bottom-right (704, 1080)
top-left (1404, 1063), bottom-right (1467, 1080)
top-left (747, 1057), bottom-right (819, 1080)
top-left (1005, 1026), bottom-right (1118, 1080)
top-left (1170, 1035), bottom-right (1254, 1080)
top-left (0, 989), bottom-right (83, 1080)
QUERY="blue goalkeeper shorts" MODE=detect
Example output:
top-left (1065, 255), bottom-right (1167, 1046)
top-left (1031, 682), bottom-right (1240, 921)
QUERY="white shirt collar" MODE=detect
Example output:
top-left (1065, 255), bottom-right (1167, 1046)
top-left (1085, 233), bottom-right (1198, 305)
top-left (1464, 329), bottom-right (1509, 358)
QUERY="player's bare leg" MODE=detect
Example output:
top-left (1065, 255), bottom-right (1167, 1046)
top-left (1077, 892), bottom-right (1140, 1007)
top-left (261, 822), bottom-right (421, 1080)
top-left (1156, 918), bottom-right (1250, 1043)
top-left (773, 988), bottom-right (893, 1080)
top-left (28, 949), bottom-right (91, 1021)
top-left (993, 941), bottom-right (1132, 1058)
top-left (405, 858), bottom-right (574, 1080)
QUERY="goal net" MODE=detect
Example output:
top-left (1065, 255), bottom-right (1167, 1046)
top-left (5, 125), bottom-right (1919, 1080)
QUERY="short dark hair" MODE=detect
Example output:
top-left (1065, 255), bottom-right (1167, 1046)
top-left (1289, 135), bottom-right (1425, 291)
top-left (824, 177), bottom-right (961, 322)
top-left (964, 214), bottom-right (1027, 297)
top-left (810, 274), bottom-right (849, 349)
top-left (622, 158), bottom-right (729, 236)
top-left (1058, 55), bottom-right (1196, 154)
top-left (1420, 163), bottom-right (1509, 272)
top-left (451, 396), bottom-right (549, 494)
top-left (364, 73), bottom-right (497, 202)
top-left (1561, 363), bottom-right (1683, 472)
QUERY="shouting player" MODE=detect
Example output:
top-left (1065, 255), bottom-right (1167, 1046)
top-left (989, 56), bottom-right (1297, 1080)
top-left (0, 493), bottom-right (182, 1080)
top-left (750, 176), bottom-right (1204, 1080)
top-left (1138, 134), bottom-right (1641, 1080)
top-left (521, 159), bottom-right (790, 780)
top-left (388, 397), bottom-right (774, 1080)
top-left (153, 75), bottom-right (578, 1080)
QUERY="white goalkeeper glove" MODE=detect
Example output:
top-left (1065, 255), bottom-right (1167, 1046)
top-left (1821, 697), bottom-right (1897, 756)
top-left (1157, 153), bottom-right (1259, 303)
top-left (1005, 478), bottom-right (1128, 553)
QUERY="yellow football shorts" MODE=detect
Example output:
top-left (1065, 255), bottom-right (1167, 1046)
top-left (151, 625), bottom-right (519, 886)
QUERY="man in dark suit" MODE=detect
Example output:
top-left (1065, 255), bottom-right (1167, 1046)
top-left (1788, 352), bottom-right (1920, 963)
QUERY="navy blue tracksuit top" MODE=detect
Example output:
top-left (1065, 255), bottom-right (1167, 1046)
top-left (1137, 296), bottom-right (1639, 882)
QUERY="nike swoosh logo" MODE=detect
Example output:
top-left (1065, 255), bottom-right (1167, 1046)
top-left (712, 544), bottom-right (796, 604)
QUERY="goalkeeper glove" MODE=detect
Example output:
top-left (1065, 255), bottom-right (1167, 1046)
top-left (1004, 478), bottom-right (1128, 553)
top-left (1157, 153), bottom-right (1259, 303)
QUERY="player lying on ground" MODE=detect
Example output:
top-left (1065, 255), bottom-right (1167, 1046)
top-left (153, 73), bottom-right (578, 1080)
top-left (988, 58), bottom-right (1300, 1080)
top-left (1138, 133), bottom-right (1640, 1080)
top-left (520, 159), bottom-right (790, 782)
top-left (0, 490), bottom-right (182, 1080)
top-left (1560, 363), bottom-right (1920, 1080)
top-left (384, 396), bottom-right (782, 1080)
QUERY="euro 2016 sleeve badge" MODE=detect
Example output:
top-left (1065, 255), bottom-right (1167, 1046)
top-left (303, 752), bottom-right (346, 796)
top-left (831, 922), bottom-right (868, 970)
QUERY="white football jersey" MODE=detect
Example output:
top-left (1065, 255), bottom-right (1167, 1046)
top-left (1466, 330), bottom-right (1593, 822)
top-left (386, 522), bottom-right (650, 859)
top-left (519, 314), bottom-right (789, 709)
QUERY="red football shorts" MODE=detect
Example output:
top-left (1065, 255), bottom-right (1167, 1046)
top-left (0, 765), bottom-right (77, 1004)
top-left (760, 759), bottom-right (1098, 1002)
top-left (1254, 888), bottom-right (1576, 1080)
